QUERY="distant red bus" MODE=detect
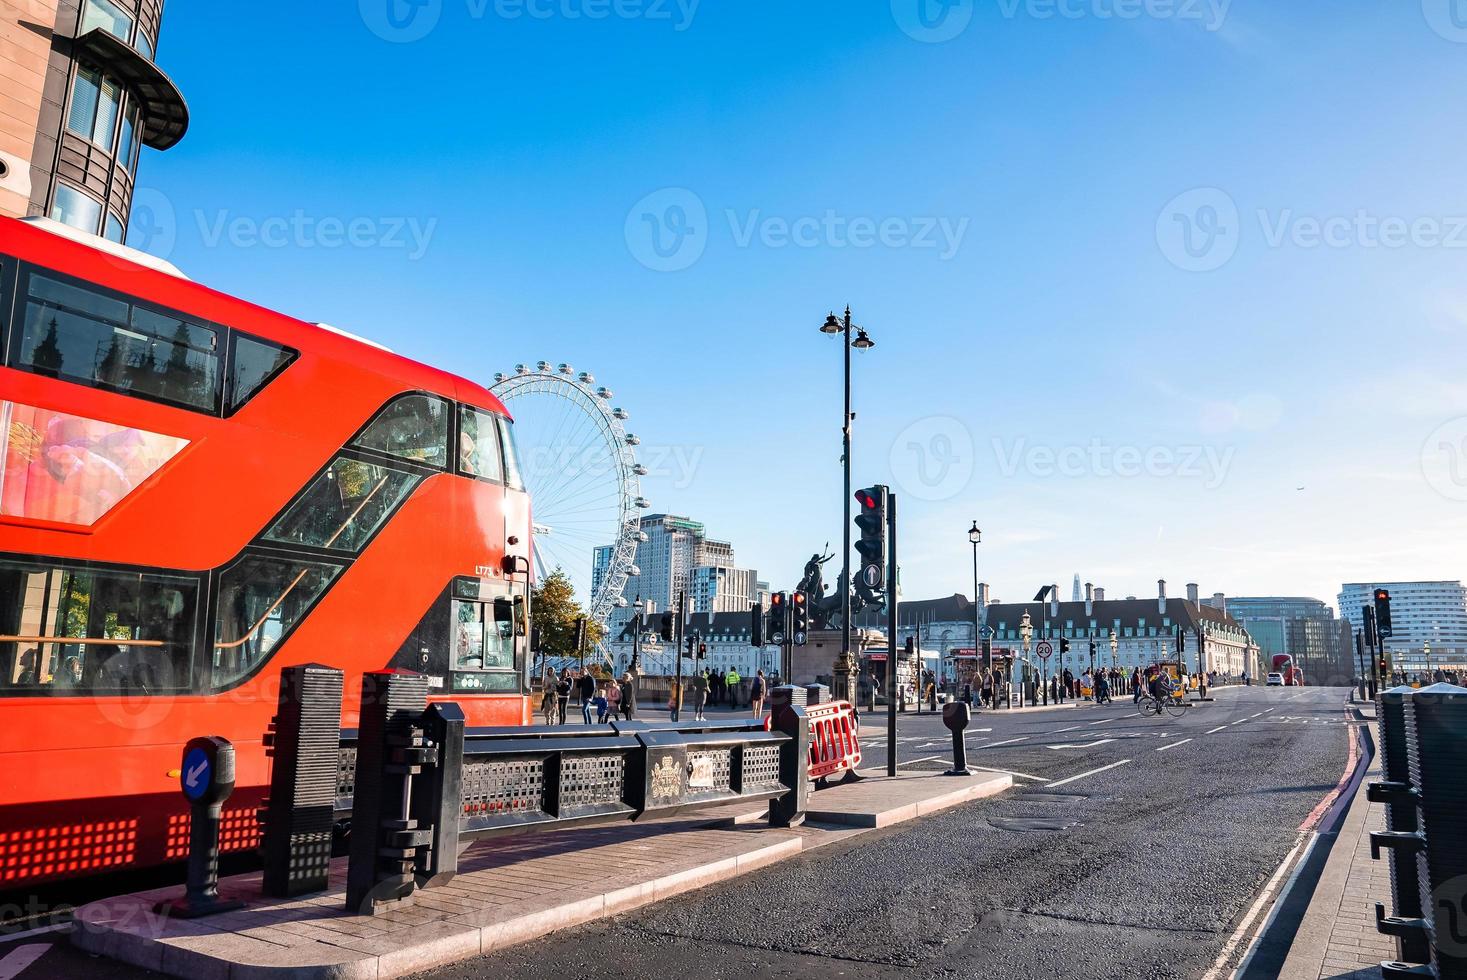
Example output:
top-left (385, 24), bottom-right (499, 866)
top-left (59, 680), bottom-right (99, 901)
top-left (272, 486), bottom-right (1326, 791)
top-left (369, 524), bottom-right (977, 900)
top-left (0, 217), bottom-right (534, 888)
top-left (1272, 654), bottom-right (1304, 686)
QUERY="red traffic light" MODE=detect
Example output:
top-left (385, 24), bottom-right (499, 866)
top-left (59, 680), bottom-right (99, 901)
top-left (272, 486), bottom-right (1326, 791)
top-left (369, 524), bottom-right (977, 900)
top-left (855, 489), bottom-right (880, 509)
top-left (793, 592), bottom-right (806, 605)
top-left (1375, 588), bottom-right (1390, 601)
top-left (770, 593), bottom-right (784, 606)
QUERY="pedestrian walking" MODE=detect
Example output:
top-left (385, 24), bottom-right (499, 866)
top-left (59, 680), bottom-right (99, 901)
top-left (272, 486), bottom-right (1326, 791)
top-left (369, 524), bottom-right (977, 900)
top-left (726, 668), bottom-right (740, 708)
top-left (540, 668), bottom-right (557, 725)
top-left (668, 680), bottom-right (684, 722)
top-left (577, 669), bottom-right (596, 724)
top-left (593, 683), bottom-right (611, 724)
top-left (980, 668), bottom-right (994, 708)
top-left (692, 669), bottom-right (709, 721)
top-left (619, 672), bottom-right (637, 721)
top-left (751, 669), bottom-right (766, 718)
top-left (604, 677), bottom-right (621, 721)
top-left (555, 669), bottom-right (572, 725)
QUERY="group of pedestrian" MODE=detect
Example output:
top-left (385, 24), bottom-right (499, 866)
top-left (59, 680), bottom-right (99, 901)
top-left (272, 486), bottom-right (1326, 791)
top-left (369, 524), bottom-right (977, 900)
top-left (669, 668), bottom-right (765, 720)
top-left (541, 666), bottom-right (638, 725)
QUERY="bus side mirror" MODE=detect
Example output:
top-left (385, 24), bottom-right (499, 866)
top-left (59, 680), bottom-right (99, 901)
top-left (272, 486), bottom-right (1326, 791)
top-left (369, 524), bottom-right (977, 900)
top-left (512, 596), bottom-right (528, 637)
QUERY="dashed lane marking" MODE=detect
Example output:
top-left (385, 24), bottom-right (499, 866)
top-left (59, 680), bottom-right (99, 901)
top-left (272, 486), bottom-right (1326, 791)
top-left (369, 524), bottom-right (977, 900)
top-left (0, 945), bottom-right (49, 980)
top-left (1047, 739), bottom-right (1118, 750)
top-left (981, 736), bottom-right (1031, 749)
top-left (1206, 725), bottom-right (1227, 734)
top-left (1047, 759), bottom-right (1132, 787)
top-left (1156, 738), bottom-right (1194, 752)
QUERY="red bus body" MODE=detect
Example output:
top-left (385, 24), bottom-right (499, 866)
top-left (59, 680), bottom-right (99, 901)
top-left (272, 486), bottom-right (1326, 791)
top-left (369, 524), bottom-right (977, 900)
top-left (0, 218), bottom-right (533, 888)
top-left (1271, 654), bottom-right (1304, 687)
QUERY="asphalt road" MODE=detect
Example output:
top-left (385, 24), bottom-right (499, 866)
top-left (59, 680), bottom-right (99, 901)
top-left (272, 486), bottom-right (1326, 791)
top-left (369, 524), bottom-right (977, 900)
top-left (6, 685), bottom-right (1358, 980)
top-left (410, 684), bottom-right (1357, 980)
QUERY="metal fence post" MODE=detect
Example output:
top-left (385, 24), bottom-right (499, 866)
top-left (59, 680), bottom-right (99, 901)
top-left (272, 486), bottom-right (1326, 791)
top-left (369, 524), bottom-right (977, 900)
top-left (261, 664), bottom-right (344, 898)
top-left (1369, 685), bottom-right (1429, 965)
top-left (769, 703), bottom-right (809, 827)
top-left (345, 670), bottom-right (432, 915)
top-left (413, 701), bottom-right (465, 889)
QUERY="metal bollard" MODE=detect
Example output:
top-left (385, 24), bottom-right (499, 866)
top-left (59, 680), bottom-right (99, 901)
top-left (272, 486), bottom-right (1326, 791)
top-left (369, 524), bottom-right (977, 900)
top-left (155, 736), bottom-right (244, 918)
top-left (942, 701), bottom-right (972, 776)
top-left (261, 664), bottom-right (344, 898)
top-left (768, 703), bottom-right (810, 828)
top-left (345, 670), bottom-right (434, 915)
top-left (1368, 685), bottom-right (1430, 965)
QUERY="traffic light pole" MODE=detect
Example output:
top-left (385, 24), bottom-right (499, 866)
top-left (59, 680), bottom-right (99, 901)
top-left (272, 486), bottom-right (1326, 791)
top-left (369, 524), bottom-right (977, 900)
top-left (841, 309), bottom-right (854, 684)
top-left (674, 591), bottom-right (685, 717)
top-left (886, 492), bottom-right (898, 779)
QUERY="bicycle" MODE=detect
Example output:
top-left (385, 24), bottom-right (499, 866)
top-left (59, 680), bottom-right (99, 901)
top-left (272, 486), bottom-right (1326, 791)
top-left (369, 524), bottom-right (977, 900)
top-left (1135, 689), bottom-right (1187, 718)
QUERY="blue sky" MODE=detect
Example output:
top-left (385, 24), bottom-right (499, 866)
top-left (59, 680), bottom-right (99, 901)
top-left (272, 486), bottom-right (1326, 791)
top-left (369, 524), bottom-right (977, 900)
top-left (133, 1), bottom-right (1467, 613)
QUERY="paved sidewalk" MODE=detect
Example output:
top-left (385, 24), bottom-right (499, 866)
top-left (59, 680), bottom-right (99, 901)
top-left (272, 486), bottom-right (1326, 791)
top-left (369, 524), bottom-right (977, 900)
top-left (74, 771), bottom-right (1010, 980)
top-left (1281, 705), bottom-right (1397, 980)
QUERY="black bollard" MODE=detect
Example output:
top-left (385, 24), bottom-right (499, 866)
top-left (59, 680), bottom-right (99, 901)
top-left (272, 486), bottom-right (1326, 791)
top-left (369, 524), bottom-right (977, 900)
top-left (156, 736), bottom-right (244, 918)
top-left (942, 701), bottom-right (972, 776)
top-left (261, 664), bottom-right (344, 898)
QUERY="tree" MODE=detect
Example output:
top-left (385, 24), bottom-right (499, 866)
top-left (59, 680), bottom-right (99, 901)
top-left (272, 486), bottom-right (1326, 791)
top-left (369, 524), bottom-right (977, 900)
top-left (531, 568), bottom-right (604, 663)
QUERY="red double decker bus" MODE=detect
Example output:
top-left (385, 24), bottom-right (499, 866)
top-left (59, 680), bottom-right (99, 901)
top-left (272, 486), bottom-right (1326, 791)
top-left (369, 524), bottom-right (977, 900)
top-left (0, 216), bottom-right (534, 888)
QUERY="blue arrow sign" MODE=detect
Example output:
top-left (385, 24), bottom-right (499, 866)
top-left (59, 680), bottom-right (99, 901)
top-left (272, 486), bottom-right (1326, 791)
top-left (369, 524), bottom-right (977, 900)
top-left (182, 746), bottom-right (211, 802)
top-left (979, 625), bottom-right (995, 639)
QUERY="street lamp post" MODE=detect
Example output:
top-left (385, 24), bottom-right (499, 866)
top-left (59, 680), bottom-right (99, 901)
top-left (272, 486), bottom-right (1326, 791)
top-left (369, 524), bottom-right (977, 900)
top-left (969, 522), bottom-right (983, 699)
top-left (1110, 630), bottom-right (1119, 688)
top-left (1425, 640), bottom-right (1433, 679)
top-left (1019, 610), bottom-right (1033, 709)
top-left (821, 309), bottom-right (874, 699)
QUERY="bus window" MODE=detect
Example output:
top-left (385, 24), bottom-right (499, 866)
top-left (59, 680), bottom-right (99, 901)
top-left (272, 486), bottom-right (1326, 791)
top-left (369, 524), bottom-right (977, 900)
top-left (448, 577), bottom-right (522, 692)
top-left (15, 270), bottom-right (222, 413)
top-left (0, 559), bottom-right (198, 696)
top-left (457, 407), bottom-right (503, 483)
top-left (352, 394), bottom-right (451, 470)
top-left (496, 416), bottom-right (524, 491)
top-left (261, 456), bottom-right (422, 554)
top-left (228, 334), bottom-right (296, 413)
top-left (213, 555), bottom-right (341, 688)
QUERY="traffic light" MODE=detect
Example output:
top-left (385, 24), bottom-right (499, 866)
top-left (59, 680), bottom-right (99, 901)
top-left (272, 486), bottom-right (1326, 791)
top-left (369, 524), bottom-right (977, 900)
top-left (1374, 588), bottom-right (1393, 637)
top-left (1175, 628), bottom-right (1185, 654)
top-left (768, 592), bottom-right (788, 645)
top-left (750, 602), bottom-right (764, 647)
top-left (854, 486), bottom-right (889, 592)
top-left (659, 611), bottom-right (673, 642)
top-left (698, 641), bottom-right (707, 659)
top-left (574, 617), bottom-right (587, 654)
top-left (1089, 640), bottom-right (1097, 658)
top-left (1060, 638), bottom-right (1071, 655)
top-left (791, 590), bottom-right (809, 646)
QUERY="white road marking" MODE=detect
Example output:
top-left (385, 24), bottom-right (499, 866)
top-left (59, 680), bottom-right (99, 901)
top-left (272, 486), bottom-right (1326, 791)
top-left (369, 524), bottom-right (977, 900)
top-left (0, 945), bottom-right (49, 980)
top-left (1047, 759), bottom-right (1132, 787)
top-left (901, 755), bottom-right (947, 767)
top-left (1047, 739), bottom-right (1117, 750)
top-left (1230, 718), bottom-right (1249, 726)
top-left (966, 764), bottom-right (1048, 782)
top-left (1051, 723), bottom-right (1085, 733)
top-left (982, 736), bottom-right (1031, 748)
top-left (1206, 725), bottom-right (1227, 735)
top-left (1200, 832), bottom-right (1312, 980)
top-left (1157, 738), bottom-right (1194, 752)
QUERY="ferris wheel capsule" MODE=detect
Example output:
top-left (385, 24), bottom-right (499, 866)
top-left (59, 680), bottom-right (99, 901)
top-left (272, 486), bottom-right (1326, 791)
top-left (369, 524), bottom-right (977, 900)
top-left (578, 372), bottom-right (596, 385)
top-left (535, 360), bottom-right (553, 373)
top-left (557, 362), bottom-right (574, 375)
top-left (596, 387), bottom-right (614, 400)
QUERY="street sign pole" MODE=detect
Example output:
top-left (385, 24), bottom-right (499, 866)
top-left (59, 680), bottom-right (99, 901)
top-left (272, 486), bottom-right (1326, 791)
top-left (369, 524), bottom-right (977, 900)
top-left (887, 492), bottom-right (898, 778)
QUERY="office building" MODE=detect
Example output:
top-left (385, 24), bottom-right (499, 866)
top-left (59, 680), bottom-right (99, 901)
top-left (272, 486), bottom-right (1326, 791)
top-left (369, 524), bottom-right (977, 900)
top-left (1204, 596), bottom-right (1356, 685)
top-left (2, 0), bottom-right (188, 239)
top-left (1338, 581), bottom-right (1467, 671)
